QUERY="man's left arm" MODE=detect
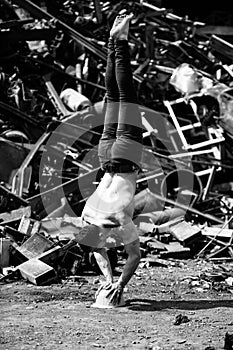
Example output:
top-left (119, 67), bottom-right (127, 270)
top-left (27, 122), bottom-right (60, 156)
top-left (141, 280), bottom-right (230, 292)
top-left (117, 238), bottom-right (141, 288)
top-left (103, 239), bottom-right (141, 305)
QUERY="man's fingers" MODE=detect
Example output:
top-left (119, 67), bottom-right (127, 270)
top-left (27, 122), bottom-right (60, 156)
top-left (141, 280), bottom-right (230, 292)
top-left (96, 282), bottom-right (112, 298)
top-left (95, 283), bottom-right (105, 297)
top-left (108, 289), bottom-right (122, 305)
top-left (105, 287), bottom-right (115, 298)
top-left (104, 283), bottom-right (112, 290)
top-left (116, 290), bottom-right (122, 304)
top-left (100, 283), bottom-right (123, 304)
top-left (95, 286), bottom-right (103, 298)
top-left (108, 290), bottom-right (118, 304)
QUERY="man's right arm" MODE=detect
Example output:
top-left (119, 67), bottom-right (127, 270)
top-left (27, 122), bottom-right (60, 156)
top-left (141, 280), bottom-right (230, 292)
top-left (93, 248), bottom-right (113, 284)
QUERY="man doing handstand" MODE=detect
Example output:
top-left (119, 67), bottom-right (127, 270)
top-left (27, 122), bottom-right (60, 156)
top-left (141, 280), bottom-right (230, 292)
top-left (77, 13), bottom-right (143, 306)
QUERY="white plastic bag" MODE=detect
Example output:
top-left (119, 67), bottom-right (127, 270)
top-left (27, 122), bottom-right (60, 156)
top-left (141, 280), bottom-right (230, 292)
top-left (169, 63), bottom-right (200, 95)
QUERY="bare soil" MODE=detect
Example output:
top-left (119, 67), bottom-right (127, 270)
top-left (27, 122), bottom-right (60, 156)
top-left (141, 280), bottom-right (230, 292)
top-left (1, 258), bottom-right (233, 350)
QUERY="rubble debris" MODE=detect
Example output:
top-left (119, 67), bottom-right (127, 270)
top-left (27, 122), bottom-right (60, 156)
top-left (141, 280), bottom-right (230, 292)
top-left (160, 242), bottom-right (191, 259)
top-left (197, 216), bottom-right (233, 259)
top-left (0, 184), bottom-right (29, 214)
top-left (13, 231), bottom-right (54, 261)
top-left (202, 227), bottom-right (233, 239)
top-left (174, 314), bottom-right (190, 325)
top-left (18, 216), bottom-right (41, 236)
top-left (140, 257), bottom-right (169, 268)
top-left (0, 206), bottom-right (31, 224)
top-left (0, 237), bottom-right (11, 271)
top-left (147, 240), bottom-right (167, 252)
top-left (169, 220), bottom-right (202, 247)
top-left (17, 258), bottom-right (56, 285)
top-left (181, 265), bottom-right (233, 294)
top-left (12, 238), bottom-right (78, 285)
top-left (1, 224), bottom-right (27, 243)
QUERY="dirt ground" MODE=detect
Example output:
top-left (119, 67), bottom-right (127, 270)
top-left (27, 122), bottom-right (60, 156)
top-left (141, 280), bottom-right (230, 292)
top-left (1, 258), bottom-right (233, 350)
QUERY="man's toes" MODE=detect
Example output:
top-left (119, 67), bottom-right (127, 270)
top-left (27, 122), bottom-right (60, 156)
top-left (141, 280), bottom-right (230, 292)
top-left (110, 12), bottom-right (133, 38)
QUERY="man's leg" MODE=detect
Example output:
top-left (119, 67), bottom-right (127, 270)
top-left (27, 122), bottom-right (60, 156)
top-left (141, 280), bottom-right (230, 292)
top-left (110, 15), bottom-right (143, 168)
top-left (98, 22), bottom-right (120, 167)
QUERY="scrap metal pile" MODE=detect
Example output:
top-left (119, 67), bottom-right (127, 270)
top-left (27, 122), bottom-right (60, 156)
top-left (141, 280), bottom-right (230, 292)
top-left (1, 0), bottom-right (233, 285)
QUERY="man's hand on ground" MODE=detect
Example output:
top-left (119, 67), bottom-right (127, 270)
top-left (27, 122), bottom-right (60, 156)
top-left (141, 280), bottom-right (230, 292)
top-left (105, 282), bottom-right (124, 305)
top-left (95, 281), bottom-right (124, 305)
top-left (95, 281), bottom-right (112, 299)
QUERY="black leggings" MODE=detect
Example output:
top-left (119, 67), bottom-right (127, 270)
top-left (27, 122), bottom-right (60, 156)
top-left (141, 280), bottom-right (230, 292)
top-left (98, 39), bottom-right (143, 168)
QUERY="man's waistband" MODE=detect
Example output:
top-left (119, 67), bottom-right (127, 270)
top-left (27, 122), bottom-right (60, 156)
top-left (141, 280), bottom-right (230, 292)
top-left (103, 161), bottom-right (139, 173)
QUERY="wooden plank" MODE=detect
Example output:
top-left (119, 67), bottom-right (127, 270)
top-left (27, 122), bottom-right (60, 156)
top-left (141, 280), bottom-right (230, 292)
top-left (197, 26), bottom-right (233, 36)
top-left (202, 227), bottom-right (233, 239)
top-left (140, 257), bottom-right (169, 267)
top-left (0, 206), bottom-right (31, 223)
top-left (160, 242), bottom-right (191, 258)
top-left (147, 239), bottom-right (167, 251)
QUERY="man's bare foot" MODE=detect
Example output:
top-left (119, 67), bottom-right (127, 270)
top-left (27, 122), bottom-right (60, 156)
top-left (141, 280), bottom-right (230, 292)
top-left (110, 13), bottom-right (133, 40)
top-left (110, 15), bottom-right (123, 38)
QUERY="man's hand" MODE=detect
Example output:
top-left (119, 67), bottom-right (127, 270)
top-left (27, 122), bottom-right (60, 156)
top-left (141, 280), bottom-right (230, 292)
top-left (95, 281), bottom-right (124, 306)
top-left (105, 282), bottom-right (124, 305)
top-left (95, 280), bottom-right (112, 299)
top-left (106, 283), bottom-right (123, 305)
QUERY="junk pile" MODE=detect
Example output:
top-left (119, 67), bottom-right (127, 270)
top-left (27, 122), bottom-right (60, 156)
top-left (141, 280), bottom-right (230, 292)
top-left (1, 0), bottom-right (233, 285)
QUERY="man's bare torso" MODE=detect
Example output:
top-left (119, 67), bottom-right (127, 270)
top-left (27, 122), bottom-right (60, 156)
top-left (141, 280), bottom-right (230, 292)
top-left (82, 171), bottom-right (137, 227)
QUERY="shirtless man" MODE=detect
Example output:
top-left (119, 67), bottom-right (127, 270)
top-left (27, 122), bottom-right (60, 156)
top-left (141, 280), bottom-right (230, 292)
top-left (77, 13), bottom-right (143, 306)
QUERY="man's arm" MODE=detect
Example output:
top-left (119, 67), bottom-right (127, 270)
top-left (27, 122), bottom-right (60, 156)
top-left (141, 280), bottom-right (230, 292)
top-left (117, 238), bottom-right (141, 288)
top-left (93, 248), bottom-right (113, 284)
top-left (102, 239), bottom-right (141, 306)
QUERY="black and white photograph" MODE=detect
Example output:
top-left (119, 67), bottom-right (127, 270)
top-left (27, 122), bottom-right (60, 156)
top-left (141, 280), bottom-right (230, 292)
top-left (0, 1), bottom-right (233, 349)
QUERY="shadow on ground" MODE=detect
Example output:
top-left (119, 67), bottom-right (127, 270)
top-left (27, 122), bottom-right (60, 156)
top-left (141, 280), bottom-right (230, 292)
top-left (126, 298), bottom-right (233, 311)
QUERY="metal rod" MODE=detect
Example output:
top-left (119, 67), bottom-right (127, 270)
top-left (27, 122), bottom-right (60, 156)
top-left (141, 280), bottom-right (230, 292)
top-left (144, 189), bottom-right (224, 225)
top-left (196, 215), bottom-right (233, 257)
